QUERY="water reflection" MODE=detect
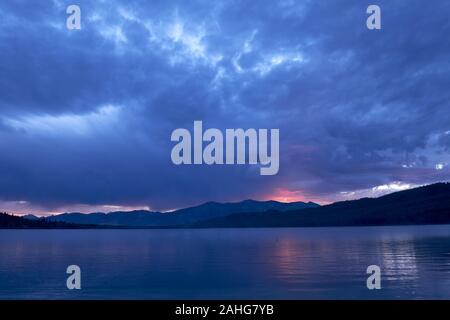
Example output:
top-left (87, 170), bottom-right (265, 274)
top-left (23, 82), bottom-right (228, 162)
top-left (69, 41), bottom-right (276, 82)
top-left (270, 226), bottom-right (450, 298)
top-left (380, 240), bottom-right (418, 281)
top-left (0, 225), bottom-right (449, 299)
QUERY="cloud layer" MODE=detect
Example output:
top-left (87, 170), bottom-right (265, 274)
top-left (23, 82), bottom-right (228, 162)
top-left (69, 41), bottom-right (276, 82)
top-left (0, 0), bottom-right (449, 214)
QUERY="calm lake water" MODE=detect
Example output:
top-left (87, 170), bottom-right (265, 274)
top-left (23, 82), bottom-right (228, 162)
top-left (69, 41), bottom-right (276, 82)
top-left (0, 225), bottom-right (449, 299)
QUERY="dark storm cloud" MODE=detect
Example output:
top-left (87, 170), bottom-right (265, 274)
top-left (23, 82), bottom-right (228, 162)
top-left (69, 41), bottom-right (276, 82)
top-left (0, 0), bottom-right (449, 213)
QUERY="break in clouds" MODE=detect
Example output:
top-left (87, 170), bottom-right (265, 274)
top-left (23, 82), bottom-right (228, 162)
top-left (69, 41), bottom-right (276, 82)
top-left (0, 0), bottom-right (450, 214)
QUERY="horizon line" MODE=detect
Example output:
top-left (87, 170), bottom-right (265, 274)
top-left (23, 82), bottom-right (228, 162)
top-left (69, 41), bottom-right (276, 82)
top-left (9, 181), bottom-right (449, 217)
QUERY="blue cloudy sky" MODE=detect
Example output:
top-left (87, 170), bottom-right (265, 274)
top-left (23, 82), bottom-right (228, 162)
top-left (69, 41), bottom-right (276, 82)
top-left (0, 0), bottom-right (449, 214)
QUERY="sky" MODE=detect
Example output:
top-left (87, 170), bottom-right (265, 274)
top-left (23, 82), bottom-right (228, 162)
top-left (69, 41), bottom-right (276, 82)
top-left (0, 0), bottom-right (450, 215)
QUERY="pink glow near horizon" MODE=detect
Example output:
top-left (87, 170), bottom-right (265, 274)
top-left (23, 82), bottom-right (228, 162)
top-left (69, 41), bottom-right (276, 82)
top-left (1, 202), bottom-right (152, 217)
top-left (262, 188), bottom-right (329, 205)
top-left (2, 182), bottom-right (421, 216)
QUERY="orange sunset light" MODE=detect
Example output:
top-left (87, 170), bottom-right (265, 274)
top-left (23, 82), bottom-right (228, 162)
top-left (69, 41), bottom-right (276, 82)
top-left (264, 188), bottom-right (328, 205)
top-left (264, 188), bottom-right (308, 203)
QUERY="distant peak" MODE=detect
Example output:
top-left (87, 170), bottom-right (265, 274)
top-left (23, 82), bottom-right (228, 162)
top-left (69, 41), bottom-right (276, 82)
top-left (22, 214), bottom-right (40, 220)
top-left (241, 199), bottom-right (259, 203)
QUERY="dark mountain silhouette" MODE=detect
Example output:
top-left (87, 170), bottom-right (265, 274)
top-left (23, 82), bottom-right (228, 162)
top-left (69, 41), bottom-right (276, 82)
top-left (12, 183), bottom-right (450, 228)
top-left (194, 183), bottom-right (450, 227)
top-left (45, 210), bottom-right (164, 226)
top-left (44, 200), bottom-right (319, 227)
top-left (22, 214), bottom-right (40, 221)
top-left (171, 200), bottom-right (319, 225)
top-left (0, 212), bottom-right (95, 229)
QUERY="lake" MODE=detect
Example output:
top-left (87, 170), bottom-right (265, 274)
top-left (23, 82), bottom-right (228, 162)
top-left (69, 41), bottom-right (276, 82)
top-left (0, 225), bottom-right (449, 299)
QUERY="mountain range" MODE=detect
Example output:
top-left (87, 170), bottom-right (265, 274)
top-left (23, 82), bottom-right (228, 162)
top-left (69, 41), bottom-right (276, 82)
top-left (0, 212), bottom-right (97, 229)
top-left (38, 199), bottom-right (319, 227)
top-left (195, 183), bottom-right (450, 227)
top-left (6, 182), bottom-right (450, 228)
